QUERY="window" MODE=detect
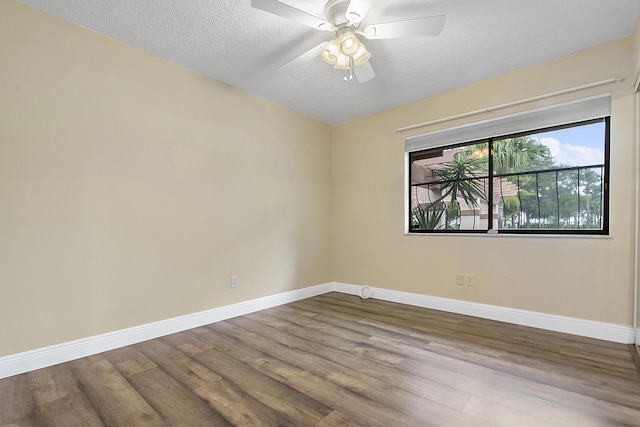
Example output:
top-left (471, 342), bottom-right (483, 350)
top-left (407, 95), bottom-right (610, 235)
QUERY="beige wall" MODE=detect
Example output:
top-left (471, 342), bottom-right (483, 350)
top-left (332, 38), bottom-right (637, 326)
top-left (0, 1), bottom-right (332, 357)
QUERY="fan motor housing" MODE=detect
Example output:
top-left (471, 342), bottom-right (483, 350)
top-left (324, 0), bottom-right (353, 27)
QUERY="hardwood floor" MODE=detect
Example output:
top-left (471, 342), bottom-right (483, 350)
top-left (1, 292), bottom-right (639, 426)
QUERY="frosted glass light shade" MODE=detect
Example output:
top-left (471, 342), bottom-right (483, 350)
top-left (352, 43), bottom-right (370, 66)
top-left (339, 30), bottom-right (360, 56)
top-left (333, 54), bottom-right (351, 70)
top-left (321, 39), bottom-right (341, 65)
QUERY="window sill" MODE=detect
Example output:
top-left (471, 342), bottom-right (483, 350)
top-left (404, 231), bottom-right (611, 239)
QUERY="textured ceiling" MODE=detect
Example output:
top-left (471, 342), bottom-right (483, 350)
top-left (18, 0), bottom-right (640, 125)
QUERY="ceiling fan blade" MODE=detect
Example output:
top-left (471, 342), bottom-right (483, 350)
top-left (362, 15), bottom-right (445, 39)
top-left (277, 42), bottom-right (327, 74)
top-left (251, 0), bottom-right (333, 30)
top-left (354, 61), bottom-right (375, 83)
top-left (346, 0), bottom-right (372, 23)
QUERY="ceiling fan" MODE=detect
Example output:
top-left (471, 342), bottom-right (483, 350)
top-left (251, 0), bottom-right (445, 83)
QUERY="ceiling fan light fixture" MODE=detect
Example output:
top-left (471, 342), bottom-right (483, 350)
top-left (352, 43), bottom-right (370, 66)
top-left (339, 30), bottom-right (360, 56)
top-left (320, 39), bottom-right (341, 65)
top-left (333, 54), bottom-right (351, 70)
top-left (322, 29), bottom-right (371, 71)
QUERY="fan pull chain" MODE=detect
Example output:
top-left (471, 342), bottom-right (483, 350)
top-left (344, 57), bottom-right (354, 82)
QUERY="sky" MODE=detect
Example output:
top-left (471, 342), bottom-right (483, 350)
top-left (533, 121), bottom-right (605, 167)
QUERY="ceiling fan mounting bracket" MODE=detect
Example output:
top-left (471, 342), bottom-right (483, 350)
top-left (324, 0), bottom-right (354, 27)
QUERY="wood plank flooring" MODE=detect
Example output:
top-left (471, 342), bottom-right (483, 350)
top-left (1, 292), bottom-right (639, 426)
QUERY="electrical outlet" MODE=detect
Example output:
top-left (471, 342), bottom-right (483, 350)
top-left (465, 274), bottom-right (474, 287)
top-left (230, 275), bottom-right (238, 288)
top-left (455, 273), bottom-right (465, 286)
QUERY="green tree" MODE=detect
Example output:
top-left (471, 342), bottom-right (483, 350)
top-left (501, 194), bottom-right (520, 228)
top-left (492, 136), bottom-right (553, 174)
top-left (556, 167), bottom-right (603, 229)
top-left (489, 137), bottom-right (554, 228)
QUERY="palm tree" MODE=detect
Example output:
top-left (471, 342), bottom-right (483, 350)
top-left (486, 136), bottom-right (553, 229)
top-left (492, 136), bottom-right (553, 174)
top-left (431, 152), bottom-right (487, 206)
top-left (427, 152), bottom-right (488, 229)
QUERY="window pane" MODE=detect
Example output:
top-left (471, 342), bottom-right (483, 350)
top-left (493, 121), bottom-right (606, 175)
top-left (533, 121), bottom-right (606, 168)
top-left (494, 121), bottom-right (606, 231)
top-left (410, 142), bottom-right (490, 231)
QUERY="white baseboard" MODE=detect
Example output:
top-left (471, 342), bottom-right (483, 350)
top-left (334, 282), bottom-right (635, 344)
top-left (1, 281), bottom-right (635, 380)
top-left (0, 283), bottom-right (334, 380)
